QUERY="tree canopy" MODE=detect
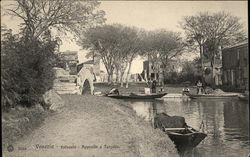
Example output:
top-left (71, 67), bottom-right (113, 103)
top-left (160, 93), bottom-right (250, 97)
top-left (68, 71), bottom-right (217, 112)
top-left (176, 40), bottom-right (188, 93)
top-left (180, 11), bottom-right (246, 79)
top-left (79, 24), bottom-right (143, 85)
top-left (3, 0), bottom-right (106, 39)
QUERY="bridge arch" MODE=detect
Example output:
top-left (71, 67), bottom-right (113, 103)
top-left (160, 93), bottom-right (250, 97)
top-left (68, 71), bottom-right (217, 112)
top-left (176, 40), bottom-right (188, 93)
top-left (77, 67), bottom-right (94, 95)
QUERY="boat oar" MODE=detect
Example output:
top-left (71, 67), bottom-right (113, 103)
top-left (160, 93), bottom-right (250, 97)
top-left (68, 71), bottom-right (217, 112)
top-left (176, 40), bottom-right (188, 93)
top-left (199, 120), bottom-right (205, 132)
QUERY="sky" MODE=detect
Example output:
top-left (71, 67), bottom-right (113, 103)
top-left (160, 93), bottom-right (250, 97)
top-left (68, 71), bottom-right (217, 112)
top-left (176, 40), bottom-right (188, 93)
top-left (1, 1), bottom-right (248, 74)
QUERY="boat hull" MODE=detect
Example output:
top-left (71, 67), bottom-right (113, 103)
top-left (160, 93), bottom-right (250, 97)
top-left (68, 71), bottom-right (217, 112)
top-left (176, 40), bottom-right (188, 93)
top-left (165, 128), bottom-right (207, 147)
top-left (107, 93), bottom-right (167, 99)
top-left (187, 94), bottom-right (238, 99)
top-left (238, 95), bottom-right (249, 101)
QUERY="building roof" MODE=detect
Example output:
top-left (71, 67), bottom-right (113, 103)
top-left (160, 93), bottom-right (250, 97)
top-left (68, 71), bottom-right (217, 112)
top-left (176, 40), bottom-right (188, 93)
top-left (223, 40), bottom-right (248, 50)
top-left (79, 60), bottom-right (94, 65)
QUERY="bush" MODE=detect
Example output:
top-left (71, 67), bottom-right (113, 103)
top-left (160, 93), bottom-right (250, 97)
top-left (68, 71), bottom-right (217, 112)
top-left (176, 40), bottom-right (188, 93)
top-left (1, 28), bottom-right (58, 110)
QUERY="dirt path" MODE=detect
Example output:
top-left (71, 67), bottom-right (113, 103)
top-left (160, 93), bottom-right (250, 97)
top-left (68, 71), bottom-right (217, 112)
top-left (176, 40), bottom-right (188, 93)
top-left (3, 95), bottom-right (178, 157)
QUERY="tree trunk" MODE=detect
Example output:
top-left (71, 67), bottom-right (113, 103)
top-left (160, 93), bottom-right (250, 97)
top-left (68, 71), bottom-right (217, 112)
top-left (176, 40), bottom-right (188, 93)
top-left (211, 52), bottom-right (216, 88)
top-left (108, 73), bottom-right (111, 84)
top-left (107, 69), bottom-right (114, 84)
top-left (200, 45), bottom-right (204, 81)
top-left (120, 72), bottom-right (124, 87)
top-left (125, 61), bottom-right (132, 88)
top-left (110, 72), bottom-right (114, 84)
top-left (115, 68), bottom-right (119, 83)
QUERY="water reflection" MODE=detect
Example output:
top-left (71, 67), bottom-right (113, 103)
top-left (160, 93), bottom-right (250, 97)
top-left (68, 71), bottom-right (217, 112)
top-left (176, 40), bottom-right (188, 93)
top-left (126, 98), bottom-right (250, 157)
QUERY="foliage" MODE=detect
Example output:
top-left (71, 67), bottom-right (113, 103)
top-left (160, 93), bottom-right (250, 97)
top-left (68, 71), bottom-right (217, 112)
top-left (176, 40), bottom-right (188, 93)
top-left (204, 68), bottom-right (211, 75)
top-left (3, 0), bottom-right (106, 39)
top-left (1, 27), bottom-right (58, 109)
top-left (178, 61), bottom-right (200, 84)
top-left (180, 11), bottom-right (246, 77)
top-left (79, 24), bottom-right (143, 85)
top-left (142, 29), bottom-right (183, 83)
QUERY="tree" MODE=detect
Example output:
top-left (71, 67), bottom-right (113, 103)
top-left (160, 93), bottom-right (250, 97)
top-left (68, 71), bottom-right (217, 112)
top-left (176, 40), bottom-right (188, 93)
top-left (80, 24), bottom-right (143, 87)
top-left (80, 25), bottom-right (120, 83)
top-left (142, 29), bottom-right (183, 85)
top-left (180, 11), bottom-right (246, 81)
top-left (1, 26), bottom-right (58, 109)
top-left (3, 0), bottom-right (105, 40)
top-left (122, 27), bottom-right (144, 88)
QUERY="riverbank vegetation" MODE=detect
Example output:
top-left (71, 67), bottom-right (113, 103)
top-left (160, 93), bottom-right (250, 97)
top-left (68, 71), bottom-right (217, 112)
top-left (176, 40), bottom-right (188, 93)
top-left (1, 0), bottom-right (105, 147)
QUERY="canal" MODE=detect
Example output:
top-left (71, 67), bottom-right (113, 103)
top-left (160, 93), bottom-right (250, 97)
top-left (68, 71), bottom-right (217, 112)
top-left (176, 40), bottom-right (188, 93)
top-left (124, 98), bottom-right (249, 157)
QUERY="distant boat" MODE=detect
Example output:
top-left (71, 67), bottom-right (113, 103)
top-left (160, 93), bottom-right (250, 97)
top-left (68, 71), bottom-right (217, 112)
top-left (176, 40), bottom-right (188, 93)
top-left (163, 93), bottom-right (189, 98)
top-left (238, 94), bottom-right (249, 101)
top-left (106, 92), bottom-right (167, 99)
top-left (163, 127), bottom-right (207, 148)
top-left (187, 93), bottom-right (238, 99)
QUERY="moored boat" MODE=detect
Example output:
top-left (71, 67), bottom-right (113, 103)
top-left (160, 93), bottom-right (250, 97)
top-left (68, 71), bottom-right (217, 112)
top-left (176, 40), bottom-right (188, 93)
top-left (163, 127), bottom-right (207, 147)
top-left (107, 92), bottom-right (167, 99)
top-left (154, 113), bottom-right (207, 148)
top-left (238, 94), bottom-right (249, 101)
top-left (187, 93), bottom-right (238, 99)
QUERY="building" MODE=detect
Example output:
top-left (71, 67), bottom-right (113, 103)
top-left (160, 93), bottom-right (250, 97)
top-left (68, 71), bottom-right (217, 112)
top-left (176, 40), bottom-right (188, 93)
top-left (77, 56), bottom-right (100, 78)
top-left (222, 40), bottom-right (248, 90)
top-left (203, 54), bottom-right (223, 86)
top-left (142, 60), bottom-right (162, 81)
top-left (142, 59), bottom-right (181, 84)
top-left (60, 51), bottom-right (78, 75)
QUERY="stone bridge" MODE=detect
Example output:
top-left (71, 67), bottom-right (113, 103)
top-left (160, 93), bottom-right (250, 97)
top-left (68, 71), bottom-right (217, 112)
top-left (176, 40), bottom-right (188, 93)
top-left (52, 67), bottom-right (95, 95)
top-left (76, 67), bottom-right (95, 95)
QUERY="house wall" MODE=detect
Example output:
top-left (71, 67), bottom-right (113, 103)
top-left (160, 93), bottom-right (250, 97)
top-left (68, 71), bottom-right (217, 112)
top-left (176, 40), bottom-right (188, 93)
top-left (222, 43), bottom-right (248, 90)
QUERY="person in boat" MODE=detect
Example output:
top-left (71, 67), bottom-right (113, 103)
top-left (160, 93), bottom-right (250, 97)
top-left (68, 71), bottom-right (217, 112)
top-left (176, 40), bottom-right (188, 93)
top-left (196, 80), bottom-right (203, 94)
top-left (108, 88), bottom-right (120, 95)
top-left (159, 86), bottom-right (164, 93)
top-left (151, 80), bottom-right (157, 93)
top-left (182, 87), bottom-right (190, 95)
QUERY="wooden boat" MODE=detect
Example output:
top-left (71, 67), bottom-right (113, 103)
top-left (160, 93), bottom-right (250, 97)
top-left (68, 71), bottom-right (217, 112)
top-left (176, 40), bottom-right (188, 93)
top-left (163, 93), bottom-right (189, 98)
top-left (163, 127), bottom-right (207, 147)
top-left (187, 93), bottom-right (238, 99)
top-left (106, 92), bottom-right (167, 99)
top-left (238, 94), bottom-right (249, 101)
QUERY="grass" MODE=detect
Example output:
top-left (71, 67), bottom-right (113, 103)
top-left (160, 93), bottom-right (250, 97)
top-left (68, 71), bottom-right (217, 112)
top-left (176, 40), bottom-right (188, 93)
top-left (2, 104), bottom-right (50, 148)
top-left (62, 94), bottom-right (180, 157)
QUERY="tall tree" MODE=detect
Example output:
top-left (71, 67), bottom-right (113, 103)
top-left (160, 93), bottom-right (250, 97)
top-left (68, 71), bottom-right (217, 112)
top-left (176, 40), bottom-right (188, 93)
top-left (80, 24), bottom-right (143, 86)
top-left (122, 27), bottom-right (144, 88)
top-left (80, 25), bottom-right (121, 83)
top-left (142, 29), bottom-right (183, 85)
top-left (180, 11), bottom-right (246, 81)
top-left (3, 0), bottom-right (105, 40)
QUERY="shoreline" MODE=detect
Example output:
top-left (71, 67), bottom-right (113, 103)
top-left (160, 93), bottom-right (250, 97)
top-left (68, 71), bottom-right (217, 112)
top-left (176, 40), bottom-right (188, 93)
top-left (2, 93), bottom-right (179, 157)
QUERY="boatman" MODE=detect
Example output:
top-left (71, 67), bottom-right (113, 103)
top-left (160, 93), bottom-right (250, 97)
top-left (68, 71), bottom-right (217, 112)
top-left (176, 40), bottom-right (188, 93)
top-left (196, 80), bottom-right (203, 94)
top-left (151, 80), bottom-right (157, 93)
top-left (182, 87), bottom-right (190, 95)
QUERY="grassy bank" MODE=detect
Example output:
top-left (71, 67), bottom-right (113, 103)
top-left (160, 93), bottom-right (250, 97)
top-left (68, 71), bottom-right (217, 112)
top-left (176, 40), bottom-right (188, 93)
top-left (3, 93), bottom-right (179, 157)
top-left (61, 94), bottom-right (180, 157)
top-left (2, 104), bottom-right (49, 148)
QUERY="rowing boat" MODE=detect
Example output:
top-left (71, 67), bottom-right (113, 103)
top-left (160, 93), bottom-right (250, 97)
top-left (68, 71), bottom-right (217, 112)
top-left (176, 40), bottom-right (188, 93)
top-left (187, 93), bottom-right (238, 99)
top-left (106, 92), bottom-right (167, 99)
top-left (238, 94), bottom-right (249, 101)
top-left (164, 127), bottom-right (207, 147)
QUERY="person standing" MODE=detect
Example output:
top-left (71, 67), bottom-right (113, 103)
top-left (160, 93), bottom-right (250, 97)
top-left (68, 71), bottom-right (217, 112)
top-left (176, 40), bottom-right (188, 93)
top-left (197, 80), bottom-right (203, 94)
top-left (151, 80), bottom-right (157, 93)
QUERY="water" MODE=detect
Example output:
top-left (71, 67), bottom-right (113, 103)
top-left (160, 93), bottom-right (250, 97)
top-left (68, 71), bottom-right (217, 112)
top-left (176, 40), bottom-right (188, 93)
top-left (124, 98), bottom-right (250, 157)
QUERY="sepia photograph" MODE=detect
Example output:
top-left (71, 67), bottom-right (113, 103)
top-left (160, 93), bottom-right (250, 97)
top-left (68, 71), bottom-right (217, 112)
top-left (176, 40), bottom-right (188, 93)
top-left (1, 0), bottom-right (249, 157)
